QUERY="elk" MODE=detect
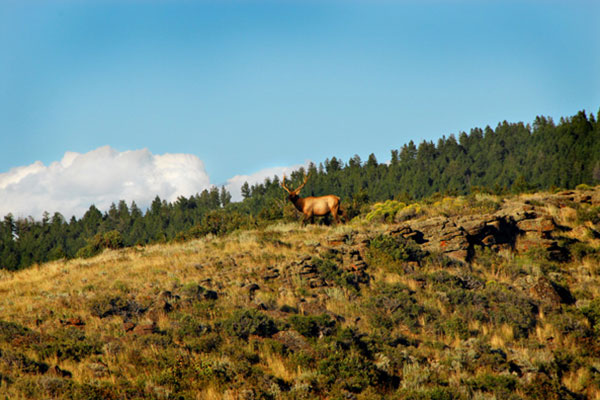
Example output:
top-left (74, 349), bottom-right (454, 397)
top-left (281, 172), bottom-right (347, 224)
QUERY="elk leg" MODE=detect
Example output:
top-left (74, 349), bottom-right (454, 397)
top-left (331, 205), bottom-right (340, 224)
top-left (332, 210), bottom-right (340, 224)
top-left (302, 212), bottom-right (313, 225)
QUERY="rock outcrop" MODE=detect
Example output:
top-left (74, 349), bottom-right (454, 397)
top-left (386, 190), bottom-right (600, 263)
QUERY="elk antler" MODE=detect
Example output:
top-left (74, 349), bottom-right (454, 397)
top-left (281, 174), bottom-right (291, 194)
top-left (295, 172), bottom-right (310, 193)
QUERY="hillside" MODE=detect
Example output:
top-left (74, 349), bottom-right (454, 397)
top-left (2, 109), bottom-right (599, 272)
top-left (1, 187), bottom-right (600, 399)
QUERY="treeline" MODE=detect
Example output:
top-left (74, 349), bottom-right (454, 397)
top-left (1, 109), bottom-right (599, 271)
top-left (241, 110), bottom-right (600, 213)
top-left (0, 187), bottom-right (233, 271)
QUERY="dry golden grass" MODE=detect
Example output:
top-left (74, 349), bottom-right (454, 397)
top-left (489, 323), bottom-right (514, 349)
top-left (2, 189), bottom-right (600, 399)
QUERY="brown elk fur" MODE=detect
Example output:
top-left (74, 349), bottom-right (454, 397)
top-left (281, 173), bottom-right (347, 224)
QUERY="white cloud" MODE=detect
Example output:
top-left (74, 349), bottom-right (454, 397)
top-left (225, 162), bottom-right (310, 202)
top-left (0, 146), bottom-right (211, 219)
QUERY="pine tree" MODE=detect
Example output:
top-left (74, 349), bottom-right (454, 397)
top-left (241, 182), bottom-right (251, 199)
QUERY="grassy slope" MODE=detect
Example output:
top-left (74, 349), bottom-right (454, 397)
top-left (1, 190), bottom-right (600, 399)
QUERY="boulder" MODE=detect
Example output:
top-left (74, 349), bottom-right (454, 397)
top-left (517, 217), bottom-right (555, 234)
top-left (529, 276), bottom-right (562, 307)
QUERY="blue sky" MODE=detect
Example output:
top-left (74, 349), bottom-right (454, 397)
top-left (1, 1), bottom-right (599, 217)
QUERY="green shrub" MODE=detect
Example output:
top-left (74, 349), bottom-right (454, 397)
top-left (522, 373), bottom-right (579, 400)
top-left (333, 327), bottom-right (378, 358)
top-left (317, 351), bottom-right (385, 393)
top-left (174, 314), bottom-right (211, 340)
top-left (344, 188), bottom-right (371, 220)
top-left (365, 283), bottom-right (437, 333)
top-left (185, 331), bottom-right (223, 354)
top-left (223, 308), bottom-right (278, 340)
top-left (576, 205), bottom-right (600, 225)
top-left (568, 241), bottom-right (599, 261)
top-left (399, 387), bottom-right (462, 400)
top-left (548, 311), bottom-right (592, 339)
top-left (289, 314), bottom-right (337, 338)
top-left (0, 320), bottom-right (33, 342)
top-left (366, 234), bottom-right (426, 272)
top-left (186, 210), bottom-right (256, 238)
top-left (34, 327), bottom-right (102, 362)
top-left (438, 315), bottom-right (471, 340)
top-left (0, 348), bottom-right (49, 374)
top-left (468, 373), bottom-right (517, 395)
top-left (76, 230), bottom-right (124, 258)
top-left (15, 376), bottom-right (121, 400)
top-left (14, 376), bottom-right (74, 399)
top-left (487, 285), bottom-right (537, 336)
top-left (180, 283), bottom-right (218, 302)
top-left (313, 256), bottom-right (366, 291)
top-left (582, 298), bottom-right (600, 336)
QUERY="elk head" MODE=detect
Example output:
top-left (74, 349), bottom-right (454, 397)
top-left (281, 172), bottom-right (309, 202)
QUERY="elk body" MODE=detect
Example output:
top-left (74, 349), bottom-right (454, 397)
top-left (281, 173), bottom-right (347, 224)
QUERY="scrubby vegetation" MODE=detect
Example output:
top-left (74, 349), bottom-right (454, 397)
top-left (0, 109), bottom-right (599, 397)
top-left (1, 186), bottom-right (599, 399)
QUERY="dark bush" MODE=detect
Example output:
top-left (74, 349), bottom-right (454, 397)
top-left (582, 298), bottom-right (600, 336)
top-left (289, 314), bottom-right (337, 338)
top-left (454, 282), bottom-right (538, 338)
top-left (223, 308), bottom-right (278, 340)
top-left (88, 294), bottom-right (145, 320)
top-left (180, 283), bottom-right (218, 302)
top-left (437, 316), bottom-right (471, 340)
top-left (548, 311), bottom-right (592, 339)
top-left (468, 373), bottom-right (517, 396)
top-left (365, 283), bottom-right (438, 332)
top-left (313, 256), bottom-right (365, 291)
top-left (34, 327), bottom-right (102, 362)
top-left (186, 210), bottom-right (256, 238)
top-left (0, 348), bottom-right (49, 374)
top-left (0, 320), bottom-right (33, 342)
top-left (174, 314), bottom-right (211, 340)
top-left (15, 376), bottom-right (74, 399)
top-left (428, 270), bottom-right (468, 289)
top-left (522, 372), bottom-right (580, 400)
top-left (576, 205), bottom-right (600, 225)
top-left (186, 332), bottom-right (223, 354)
top-left (317, 351), bottom-right (385, 393)
top-left (76, 230), bottom-right (124, 258)
top-left (367, 234), bottom-right (427, 268)
top-left (400, 386), bottom-right (462, 400)
top-left (568, 241), bottom-right (599, 261)
top-left (484, 283), bottom-right (538, 337)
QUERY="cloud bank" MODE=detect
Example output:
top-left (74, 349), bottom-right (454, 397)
top-left (225, 162), bottom-right (310, 202)
top-left (0, 146), bottom-right (211, 219)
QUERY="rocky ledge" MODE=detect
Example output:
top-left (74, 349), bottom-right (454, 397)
top-left (387, 189), bottom-right (600, 263)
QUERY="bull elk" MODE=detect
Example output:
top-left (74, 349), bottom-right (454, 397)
top-left (281, 173), bottom-right (347, 224)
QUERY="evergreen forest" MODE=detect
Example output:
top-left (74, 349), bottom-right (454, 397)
top-left (1, 109), bottom-right (599, 271)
